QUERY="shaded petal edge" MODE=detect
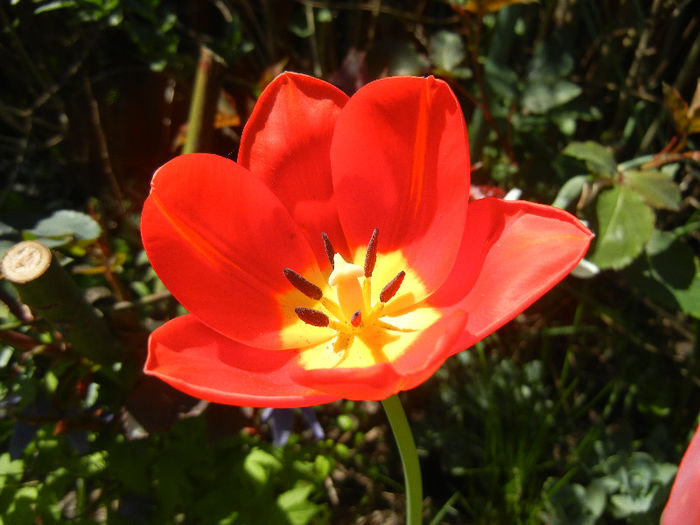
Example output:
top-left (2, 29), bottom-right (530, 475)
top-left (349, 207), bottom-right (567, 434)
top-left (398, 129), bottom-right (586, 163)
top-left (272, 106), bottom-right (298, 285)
top-left (239, 72), bottom-right (350, 263)
top-left (145, 315), bottom-right (339, 408)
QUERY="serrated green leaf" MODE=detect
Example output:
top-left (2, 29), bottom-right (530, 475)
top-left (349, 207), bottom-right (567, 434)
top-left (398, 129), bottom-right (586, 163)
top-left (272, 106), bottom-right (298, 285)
top-left (563, 141), bottom-right (617, 177)
top-left (590, 186), bottom-right (655, 270)
top-left (430, 30), bottom-right (466, 72)
top-left (552, 175), bottom-right (591, 209)
top-left (624, 169), bottom-right (681, 210)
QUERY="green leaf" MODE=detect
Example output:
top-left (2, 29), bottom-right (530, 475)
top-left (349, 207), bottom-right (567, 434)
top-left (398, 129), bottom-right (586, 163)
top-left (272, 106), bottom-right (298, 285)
top-left (584, 479), bottom-right (607, 517)
top-left (430, 30), bottom-right (466, 73)
top-left (277, 484), bottom-right (321, 525)
top-left (25, 210), bottom-right (101, 247)
top-left (0, 222), bottom-right (17, 236)
top-left (33, 1), bottom-right (77, 14)
top-left (522, 77), bottom-right (582, 114)
top-left (589, 186), bottom-right (655, 270)
top-left (552, 175), bottom-right (591, 209)
top-left (610, 491), bottom-right (655, 518)
top-left (243, 448), bottom-right (282, 487)
top-left (640, 231), bottom-right (700, 317)
top-left (316, 8), bottom-right (332, 23)
top-left (336, 414), bottom-right (355, 432)
top-left (484, 59), bottom-right (519, 102)
top-left (79, 451), bottom-right (108, 476)
top-left (623, 169), bottom-right (681, 210)
top-left (563, 141), bottom-right (617, 177)
top-left (0, 453), bottom-right (24, 491)
top-left (6, 486), bottom-right (39, 523)
top-left (44, 370), bottom-right (59, 393)
top-left (378, 41), bottom-right (430, 77)
top-left (314, 455), bottom-right (331, 479)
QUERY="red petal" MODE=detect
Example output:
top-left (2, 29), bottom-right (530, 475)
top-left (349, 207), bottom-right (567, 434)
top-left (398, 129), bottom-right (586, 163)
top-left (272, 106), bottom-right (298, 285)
top-left (238, 72), bottom-right (350, 265)
top-left (141, 153), bottom-right (328, 349)
top-left (145, 315), bottom-right (339, 408)
top-left (663, 422), bottom-right (700, 525)
top-left (291, 311), bottom-right (466, 400)
top-left (331, 76), bottom-right (469, 298)
top-left (429, 198), bottom-right (594, 351)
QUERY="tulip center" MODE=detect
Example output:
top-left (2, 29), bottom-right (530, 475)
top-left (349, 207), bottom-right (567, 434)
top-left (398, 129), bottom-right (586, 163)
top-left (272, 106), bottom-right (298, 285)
top-left (285, 229), bottom-right (413, 355)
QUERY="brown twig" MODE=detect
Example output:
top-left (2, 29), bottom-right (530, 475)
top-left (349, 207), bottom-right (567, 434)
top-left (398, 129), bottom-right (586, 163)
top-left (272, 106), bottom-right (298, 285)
top-left (459, 11), bottom-right (516, 165)
top-left (83, 73), bottom-right (124, 210)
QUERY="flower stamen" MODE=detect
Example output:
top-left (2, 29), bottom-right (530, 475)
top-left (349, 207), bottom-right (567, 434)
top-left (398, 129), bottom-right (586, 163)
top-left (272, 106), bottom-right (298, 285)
top-left (379, 271), bottom-right (406, 303)
top-left (290, 231), bottom-right (417, 359)
top-left (294, 307), bottom-right (330, 327)
top-left (364, 228), bottom-right (378, 277)
top-left (321, 232), bottom-right (335, 268)
top-left (284, 268), bottom-right (323, 300)
top-left (362, 229), bottom-right (378, 311)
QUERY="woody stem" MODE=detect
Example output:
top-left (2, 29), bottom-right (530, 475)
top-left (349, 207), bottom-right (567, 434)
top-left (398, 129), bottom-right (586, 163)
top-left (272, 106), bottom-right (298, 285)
top-left (381, 394), bottom-right (422, 524)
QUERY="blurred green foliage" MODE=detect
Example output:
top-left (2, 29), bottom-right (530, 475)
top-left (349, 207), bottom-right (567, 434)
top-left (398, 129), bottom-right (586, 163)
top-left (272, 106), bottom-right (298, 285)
top-left (1, 1), bottom-right (698, 523)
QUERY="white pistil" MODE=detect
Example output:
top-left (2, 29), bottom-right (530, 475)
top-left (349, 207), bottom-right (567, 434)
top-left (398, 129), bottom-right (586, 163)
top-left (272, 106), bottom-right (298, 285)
top-left (328, 253), bottom-right (364, 321)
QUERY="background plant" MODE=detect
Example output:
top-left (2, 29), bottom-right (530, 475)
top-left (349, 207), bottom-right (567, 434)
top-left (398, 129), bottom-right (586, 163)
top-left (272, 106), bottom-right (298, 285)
top-left (1, 1), bottom-right (698, 523)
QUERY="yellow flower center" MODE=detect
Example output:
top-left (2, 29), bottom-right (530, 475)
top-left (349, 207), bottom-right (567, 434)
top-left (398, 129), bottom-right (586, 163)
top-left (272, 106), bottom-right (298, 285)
top-left (286, 229), bottom-right (415, 357)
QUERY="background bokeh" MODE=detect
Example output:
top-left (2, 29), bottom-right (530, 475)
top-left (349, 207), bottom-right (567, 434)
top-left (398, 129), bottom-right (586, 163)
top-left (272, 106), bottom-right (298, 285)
top-left (1, 1), bottom-right (698, 523)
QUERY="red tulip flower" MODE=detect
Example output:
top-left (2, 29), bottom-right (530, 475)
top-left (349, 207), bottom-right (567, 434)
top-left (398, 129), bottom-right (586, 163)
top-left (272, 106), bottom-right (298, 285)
top-left (141, 72), bottom-right (593, 408)
top-left (663, 422), bottom-right (700, 524)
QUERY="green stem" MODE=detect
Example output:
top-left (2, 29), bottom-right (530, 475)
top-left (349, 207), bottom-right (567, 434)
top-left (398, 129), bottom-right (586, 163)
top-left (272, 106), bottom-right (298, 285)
top-left (1, 241), bottom-right (124, 364)
top-left (183, 45), bottom-right (224, 155)
top-left (381, 394), bottom-right (423, 524)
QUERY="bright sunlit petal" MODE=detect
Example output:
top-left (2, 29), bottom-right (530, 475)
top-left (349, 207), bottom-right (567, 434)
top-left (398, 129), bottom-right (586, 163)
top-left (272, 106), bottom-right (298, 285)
top-left (429, 197), bottom-right (593, 353)
top-left (331, 76), bottom-right (470, 300)
top-left (141, 153), bottom-right (328, 349)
